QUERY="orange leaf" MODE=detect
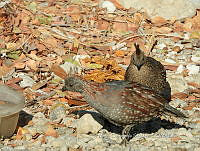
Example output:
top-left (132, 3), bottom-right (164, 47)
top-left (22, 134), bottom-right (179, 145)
top-left (42, 99), bottom-right (55, 106)
top-left (114, 50), bottom-right (125, 57)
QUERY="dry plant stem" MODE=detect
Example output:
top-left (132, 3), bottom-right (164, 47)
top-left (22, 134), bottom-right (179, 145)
top-left (68, 104), bottom-right (89, 109)
top-left (17, 34), bottom-right (33, 50)
top-left (119, 33), bottom-right (184, 44)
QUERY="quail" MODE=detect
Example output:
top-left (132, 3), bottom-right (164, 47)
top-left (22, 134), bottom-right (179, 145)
top-left (62, 76), bottom-right (186, 144)
top-left (125, 43), bottom-right (171, 101)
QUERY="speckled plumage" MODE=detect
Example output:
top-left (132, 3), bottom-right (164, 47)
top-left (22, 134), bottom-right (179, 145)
top-left (125, 43), bottom-right (171, 101)
top-left (62, 76), bottom-right (186, 143)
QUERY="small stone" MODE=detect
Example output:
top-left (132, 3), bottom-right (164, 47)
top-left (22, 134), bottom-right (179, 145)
top-left (167, 76), bottom-right (188, 93)
top-left (191, 56), bottom-right (200, 63)
top-left (76, 113), bottom-right (104, 134)
top-left (62, 117), bottom-right (76, 127)
top-left (165, 58), bottom-right (176, 64)
top-left (169, 99), bottom-right (188, 108)
top-left (176, 65), bottom-right (186, 73)
top-left (60, 61), bottom-right (82, 75)
top-left (100, 1), bottom-right (116, 13)
top-left (186, 64), bottom-right (200, 75)
top-left (191, 129), bottom-right (200, 135)
top-left (112, 42), bottom-right (126, 50)
top-left (157, 43), bottom-right (166, 49)
top-left (50, 138), bottom-right (66, 148)
top-left (49, 103), bottom-right (68, 122)
top-left (18, 73), bottom-right (35, 88)
top-left (174, 43), bottom-right (184, 49)
top-left (185, 73), bottom-right (200, 84)
top-left (177, 128), bottom-right (192, 136)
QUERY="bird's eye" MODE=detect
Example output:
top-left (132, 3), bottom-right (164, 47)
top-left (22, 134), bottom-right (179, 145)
top-left (69, 84), bottom-right (73, 87)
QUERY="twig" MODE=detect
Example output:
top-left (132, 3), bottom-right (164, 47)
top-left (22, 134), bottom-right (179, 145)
top-left (118, 33), bottom-right (184, 44)
top-left (68, 104), bottom-right (89, 109)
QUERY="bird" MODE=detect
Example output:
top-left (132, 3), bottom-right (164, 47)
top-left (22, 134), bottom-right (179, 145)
top-left (62, 76), bottom-right (187, 144)
top-left (125, 43), bottom-right (171, 101)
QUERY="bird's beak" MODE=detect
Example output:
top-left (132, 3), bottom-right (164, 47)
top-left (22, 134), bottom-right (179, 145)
top-left (136, 64), bottom-right (142, 70)
top-left (62, 86), bottom-right (66, 91)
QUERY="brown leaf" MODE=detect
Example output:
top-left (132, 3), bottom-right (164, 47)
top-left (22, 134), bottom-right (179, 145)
top-left (26, 59), bottom-right (38, 71)
top-left (108, 0), bottom-right (125, 9)
top-left (45, 37), bottom-right (58, 49)
top-left (97, 20), bottom-right (110, 30)
top-left (183, 102), bottom-right (197, 110)
top-left (67, 99), bottom-right (88, 106)
top-left (154, 27), bottom-right (173, 34)
top-left (113, 17), bottom-right (128, 32)
top-left (66, 5), bottom-right (81, 22)
top-left (187, 82), bottom-right (200, 89)
top-left (164, 65), bottom-right (178, 71)
top-left (32, 81), bottom-right (47, 90)
top-left (172, 46), bottom-right (182, 53)
top-left (0, 65), bottom-right (14, 77)
top-left (5, 77), bottom-right (22, 85)
top-left (172, 92), bottom-right (188, 100)
top-left (151, 16), bottom-right (167, 26)
top-left (50, 64), bottom-right (67, 79)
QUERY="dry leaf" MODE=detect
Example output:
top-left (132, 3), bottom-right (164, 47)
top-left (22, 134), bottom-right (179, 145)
top-left (151, 16), bottom-right (167, 26)
top-left (50, 64), bottom-right (67, 79)
top-left (32, 81), bottom-right (47, 90)
top-left (114, 50), bottom-right (125, 57)
top-left (171, 92), bottom-right (188, 100)
top-left (44, 125), bottom-right (58, 137)
top-left (97, 20), bottom-right (110, 30)
top-left (154, 27), bottom-right (173, 34)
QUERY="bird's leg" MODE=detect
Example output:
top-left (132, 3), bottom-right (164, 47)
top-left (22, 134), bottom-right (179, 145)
top-left (120, 125), bottom-right (133, 145)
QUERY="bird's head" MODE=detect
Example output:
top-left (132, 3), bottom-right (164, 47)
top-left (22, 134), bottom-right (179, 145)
top-left (131, 43), bottom-right (146, 70)
top-left (62, 76), bottom-right (84, 93)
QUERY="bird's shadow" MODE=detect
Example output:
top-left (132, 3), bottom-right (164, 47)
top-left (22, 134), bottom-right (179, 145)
top-left (73, 110), bottom-right (187, 140)
top-left (18, 110), bottom-right (33, 127)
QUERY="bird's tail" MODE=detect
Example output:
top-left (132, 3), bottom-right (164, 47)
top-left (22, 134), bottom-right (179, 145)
top-left (164, 104), bottom-right (187, 118)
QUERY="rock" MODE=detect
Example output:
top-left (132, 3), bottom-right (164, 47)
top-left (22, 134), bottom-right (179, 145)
top-left (176, 65), bottom-right (186, 73)
top-left (167, 75), bottom-right (188, 94)
top-left (76, 113), bottom-right (104, 134)
top-left (191, 56), bottom-right (200, 63)
top-left (18, 73), bottom-right (35, 88)
top-left (185, 73), bottom-right (200, 84)
top-left (100, 1), bottom-right (116, 13)
top-left (62, 117), bottom-right (76, 127)
top-left (118, 0), bottom-right (200, 20)
top-left (49, 103), bottom-right (68, 122)
top-left (157, 43), bottom-right (166, 50)
top-left (165, 58), bottom-right (176, 64)
top-left (169, 99), bottom-right (188, 108)
top-left (186, 64), bottom-right (200, 75)
top-left (60, 61), bottom-right (82, 75)
top-left (112, 42), bottom-right (126, 50)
